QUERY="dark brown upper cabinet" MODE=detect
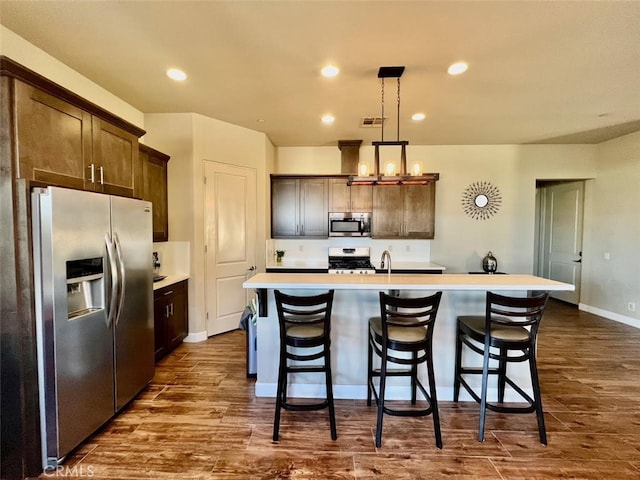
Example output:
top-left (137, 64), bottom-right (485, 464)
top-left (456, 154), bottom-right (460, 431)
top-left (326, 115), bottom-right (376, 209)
top-left (271, 176), bottom-right (328, 238)
top-left (5, 57), bottom-right (145, 197)
top-left (138, 144), bottom-right (170, 242)
top-left (328, 178), bottom-right (373, 212)
top-left (373, 183), bottom-right (436, 239)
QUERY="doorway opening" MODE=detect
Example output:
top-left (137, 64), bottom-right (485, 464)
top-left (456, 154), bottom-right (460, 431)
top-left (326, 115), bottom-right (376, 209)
top-left (534, 180), bottom-right (585, 305)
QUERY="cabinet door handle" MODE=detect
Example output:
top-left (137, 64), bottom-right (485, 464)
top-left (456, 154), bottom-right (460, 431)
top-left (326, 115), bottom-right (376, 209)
top-left (169, 303), bottom-right (174, 316)
top-left (88, 164), bottom-right (95, 183)
top-left (165, 305), bottom-right (170, 318)
top-left (98, 166), bottom-right (104, 185)
top-left (163, 290), bottom-right (174, 296)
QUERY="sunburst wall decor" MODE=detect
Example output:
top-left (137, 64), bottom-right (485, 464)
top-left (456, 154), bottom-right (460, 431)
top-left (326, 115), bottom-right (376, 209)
top-left (461, 181), bottom-right (502, 220)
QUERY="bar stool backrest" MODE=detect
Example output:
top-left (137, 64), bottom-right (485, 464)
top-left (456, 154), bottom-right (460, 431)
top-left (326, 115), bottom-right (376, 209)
top-left (274, 290), bottom-right (334, 350)
top-left (379, 291), bottom-right (442, 334)
top-left (485, 291), bottom-right (549, 340)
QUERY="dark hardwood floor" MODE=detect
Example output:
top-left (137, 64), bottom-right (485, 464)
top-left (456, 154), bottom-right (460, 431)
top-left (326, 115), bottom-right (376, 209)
top-left (41, 299), bottom-right (640, 479)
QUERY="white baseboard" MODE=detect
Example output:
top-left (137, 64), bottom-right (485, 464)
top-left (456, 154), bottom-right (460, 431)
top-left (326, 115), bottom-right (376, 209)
top-left (579, 303), bottom-right (640, 329)
top-left (183, 331), bottom-right (208, 343)
top-left (254, 382), bottom-right (528, 402)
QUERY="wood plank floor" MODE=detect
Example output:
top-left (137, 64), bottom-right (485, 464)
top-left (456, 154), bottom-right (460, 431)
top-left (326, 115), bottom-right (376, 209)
top-left (44, 300), bottom-right (640, 479)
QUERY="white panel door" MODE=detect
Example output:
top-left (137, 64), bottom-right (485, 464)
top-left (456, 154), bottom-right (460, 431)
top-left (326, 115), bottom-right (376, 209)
top-left (542, 181), bottom-right (584, 304)
top-left (204, 161), bottom-right (257, 336)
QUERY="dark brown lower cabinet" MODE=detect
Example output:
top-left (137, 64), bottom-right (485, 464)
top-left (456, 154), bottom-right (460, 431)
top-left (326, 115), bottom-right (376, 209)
top-left (154, 280), bottom-right (188, 361)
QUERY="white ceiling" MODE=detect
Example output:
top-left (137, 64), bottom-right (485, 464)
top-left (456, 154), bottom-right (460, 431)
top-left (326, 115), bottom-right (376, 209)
top-left (1, 1), bottom-right (639, 147)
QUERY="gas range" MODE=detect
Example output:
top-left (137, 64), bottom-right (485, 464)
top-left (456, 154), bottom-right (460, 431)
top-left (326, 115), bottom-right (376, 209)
top-left (328, 247), bottom-right (376, 275)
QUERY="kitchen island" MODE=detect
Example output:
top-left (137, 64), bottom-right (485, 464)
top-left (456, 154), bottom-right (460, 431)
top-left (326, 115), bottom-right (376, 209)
top-left (243, 273), bottom-right (573, 401)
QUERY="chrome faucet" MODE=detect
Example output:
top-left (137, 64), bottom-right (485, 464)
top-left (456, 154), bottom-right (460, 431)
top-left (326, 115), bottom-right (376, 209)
top-left (380, 250), bottom-right (392, 274)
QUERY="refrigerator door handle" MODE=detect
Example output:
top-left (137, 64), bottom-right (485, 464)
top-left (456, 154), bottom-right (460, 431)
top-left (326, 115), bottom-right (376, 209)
top-left (113, 232), bottom-right (127, 326)
top-left (105, 233), bottom-right (119, 328)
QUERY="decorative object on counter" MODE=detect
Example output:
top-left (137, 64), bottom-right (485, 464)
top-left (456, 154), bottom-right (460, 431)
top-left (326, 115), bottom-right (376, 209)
top-left (461, 181), bottom-right (502, 220)
top-left (275, 250), bottom-right (286, 262)
top-left (482, 251), bottom-right (498, 273)
top-left (152, 251), bottom-right (161, 274)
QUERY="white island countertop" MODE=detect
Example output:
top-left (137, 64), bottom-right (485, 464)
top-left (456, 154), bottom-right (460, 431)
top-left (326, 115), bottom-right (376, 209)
top-left (243, 272), bottom-right (574, 291)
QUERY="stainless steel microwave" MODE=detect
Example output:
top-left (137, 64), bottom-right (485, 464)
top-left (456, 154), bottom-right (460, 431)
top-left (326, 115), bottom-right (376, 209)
top-left (328, 212), bottom-right (372, 237)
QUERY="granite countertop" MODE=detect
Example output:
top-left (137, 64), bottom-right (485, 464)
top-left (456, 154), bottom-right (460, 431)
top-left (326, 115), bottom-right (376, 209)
top-left (243, 272), bottom-right (574, 291)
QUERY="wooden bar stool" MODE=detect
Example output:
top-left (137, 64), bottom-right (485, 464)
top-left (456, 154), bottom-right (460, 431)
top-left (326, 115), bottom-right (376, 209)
top-left (273, 289), bottom-right (337, 441)
top-left (367, 291), bottom-right (443, 448)
top-left (453, 291), bottom-right (550, 443)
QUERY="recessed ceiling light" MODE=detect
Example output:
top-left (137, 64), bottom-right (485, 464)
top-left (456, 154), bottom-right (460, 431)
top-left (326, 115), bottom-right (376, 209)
top-left (411, 113), bottom-right (426, 121)
top-left (166, 68), bottom-right (187, 81)
top-left (321, 114), bottom-right (335, 125)
top-left (321, 65), bottom-right (340, 78)
top-left (447, 62), bottom-right (468, 75)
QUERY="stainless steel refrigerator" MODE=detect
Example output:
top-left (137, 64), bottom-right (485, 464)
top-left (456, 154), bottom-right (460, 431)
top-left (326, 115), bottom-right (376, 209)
top-left (32, 186), bottom-right (154, 469)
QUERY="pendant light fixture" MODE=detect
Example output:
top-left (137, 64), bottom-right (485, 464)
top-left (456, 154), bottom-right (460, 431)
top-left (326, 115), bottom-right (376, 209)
top-left (349, 66), bottom-right (439, 186)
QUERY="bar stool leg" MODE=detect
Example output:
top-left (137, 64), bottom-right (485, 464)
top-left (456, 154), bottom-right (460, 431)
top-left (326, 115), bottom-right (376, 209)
top-left (478, 344), bottom-right (491, 442)
top-left (366, 335), bottom-right (373, 406)
top-left (325, 350), bottom-right (337, 440)
top-left (273, 348), bottom-right (287, 441)
top-left (529, 353), bottom-right (547, 445)
top-left (426, 347), bottom-right (443, 449)
top-left (453, 322), bottom-right (462, 402)
top-left (411, 351), bottom-right (418, 405)
top-left (498, 347), bottom-right (507, 403)
top-left (375, 355), bottom-right (388, 448)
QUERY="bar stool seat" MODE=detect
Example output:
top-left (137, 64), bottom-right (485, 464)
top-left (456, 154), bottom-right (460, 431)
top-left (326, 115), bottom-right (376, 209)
top-left (273, 289), bottom-right (337, 442)
top-left (367, 291), bottom-right (443, 448)
top-left (457, 316), bottom-right (531, 342)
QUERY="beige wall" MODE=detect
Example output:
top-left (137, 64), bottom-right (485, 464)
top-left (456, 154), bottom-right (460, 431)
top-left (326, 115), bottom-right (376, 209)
top-left (276, 144), bottom-right (597, 273)
top-left (276, 146), bottom-right (341, 174)
top-left (581, 130), bottom-right (640, 323)
top-left (275, 140), bottom-right (640, 325)
top-left (144, 113), bottom-right (274, 338)
top-left (0, 26), bottom-right (144, 128)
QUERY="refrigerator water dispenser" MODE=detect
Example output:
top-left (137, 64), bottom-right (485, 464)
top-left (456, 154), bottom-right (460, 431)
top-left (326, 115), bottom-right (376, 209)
top-left (66, 257), bottom-right (104, 319)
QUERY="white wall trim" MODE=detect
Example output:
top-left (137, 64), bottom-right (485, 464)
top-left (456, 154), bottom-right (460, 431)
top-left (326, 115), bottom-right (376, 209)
top-left (579, 303), bottom-right (640, 329)
top-left (183, 331), bottom-right (208, 343)
top-left (254, 382), bottom-right (528, 402)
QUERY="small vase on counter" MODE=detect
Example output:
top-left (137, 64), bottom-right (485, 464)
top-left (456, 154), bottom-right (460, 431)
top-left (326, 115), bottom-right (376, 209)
top-left (482, 251), bottom-right (498, 274)
top-left (275, 250), bottom-right (285, 263)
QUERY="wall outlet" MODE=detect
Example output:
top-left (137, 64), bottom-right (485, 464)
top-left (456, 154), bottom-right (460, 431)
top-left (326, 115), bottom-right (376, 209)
top-left (405, 244), bottom-right (411, 252)
top-left (298, 244), bottom-right (304, 252)
top-left (628, 302), bottom-right (636, 312)
top-left (604, 252), bottom-right (611, 260)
